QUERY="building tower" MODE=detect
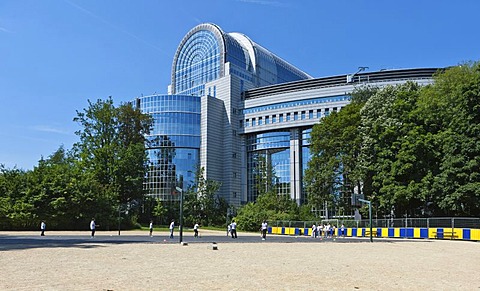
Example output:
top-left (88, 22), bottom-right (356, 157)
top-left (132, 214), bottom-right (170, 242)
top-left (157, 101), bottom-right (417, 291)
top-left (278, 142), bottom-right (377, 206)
top-left (137, 23), bottom-right (311, 206)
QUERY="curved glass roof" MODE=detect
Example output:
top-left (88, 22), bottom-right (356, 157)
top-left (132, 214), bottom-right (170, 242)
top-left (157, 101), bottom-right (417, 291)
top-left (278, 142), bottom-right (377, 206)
top-left (171, 23), bottom-right (311, 94)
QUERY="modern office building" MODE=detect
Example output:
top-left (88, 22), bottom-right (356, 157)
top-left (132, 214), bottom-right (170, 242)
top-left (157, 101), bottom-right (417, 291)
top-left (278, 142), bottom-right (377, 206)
top-left (137, 23), bottom-right (438, 208)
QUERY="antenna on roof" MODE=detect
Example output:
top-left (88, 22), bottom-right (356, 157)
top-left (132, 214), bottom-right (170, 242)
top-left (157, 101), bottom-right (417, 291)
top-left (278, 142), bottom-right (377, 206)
top-left (347, 66), bottom-right (369, 83)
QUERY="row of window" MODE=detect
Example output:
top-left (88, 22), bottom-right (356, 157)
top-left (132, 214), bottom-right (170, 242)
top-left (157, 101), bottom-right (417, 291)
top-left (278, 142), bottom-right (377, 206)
top-left (243, 107), bottom-right (340, 128)
top-left (242, 95), bottom-right (350, 114)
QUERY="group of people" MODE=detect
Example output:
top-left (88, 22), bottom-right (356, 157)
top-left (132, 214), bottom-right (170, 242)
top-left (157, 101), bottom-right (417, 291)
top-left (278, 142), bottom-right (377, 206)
top-left (39, 218), bottom-right (98, 237)
top-left (39, 218), bottom-right (200, 239)
top-left (39, 218), bottom-right (271, 240)
top-left (165, 219), bottom-right (200, 239)
top-left (311, 222), bottom-right (337, 238)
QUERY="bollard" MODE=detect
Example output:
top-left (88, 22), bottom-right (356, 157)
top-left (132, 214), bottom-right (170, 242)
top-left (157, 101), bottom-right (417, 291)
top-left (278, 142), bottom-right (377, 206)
top-left (211, 242), bottom-right (218, 250)
top-left (181, 242), bottom-right (188, 246)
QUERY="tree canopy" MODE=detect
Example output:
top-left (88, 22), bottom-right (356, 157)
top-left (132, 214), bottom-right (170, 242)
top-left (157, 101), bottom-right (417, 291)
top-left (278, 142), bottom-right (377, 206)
top-left (306, 62), bottom-right (480, 218)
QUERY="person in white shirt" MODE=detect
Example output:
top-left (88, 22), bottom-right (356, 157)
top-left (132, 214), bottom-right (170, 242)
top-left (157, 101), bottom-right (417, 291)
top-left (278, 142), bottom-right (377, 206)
top-left (90, 218), bottom-right (97, 238)
top-left (230, 220), bottom-right (237, 238)
top-left (311, 224), bottom-right (316, 238)
top-left (193, 222), bottom-right (199, 238)
top-left (40, 221), bottom-right (46, 236)
top-left (261, 220), bottom-right (268, 240)
top-left (169, 220), bottom-right (175, 239)
top-left (325, 223), bottom-right (330, 238)
top-left (149, 220), bottom-right (153, 237)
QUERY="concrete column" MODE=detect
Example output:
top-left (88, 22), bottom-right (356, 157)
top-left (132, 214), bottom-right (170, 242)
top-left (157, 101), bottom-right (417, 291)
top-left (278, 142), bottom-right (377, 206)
top-left (289, 129), bottom-right (302, 205)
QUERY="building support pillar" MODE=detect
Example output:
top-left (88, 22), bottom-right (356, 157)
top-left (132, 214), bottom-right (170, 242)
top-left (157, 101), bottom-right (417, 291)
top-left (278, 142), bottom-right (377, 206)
top-left (289, 129), bottom-right (302, 205)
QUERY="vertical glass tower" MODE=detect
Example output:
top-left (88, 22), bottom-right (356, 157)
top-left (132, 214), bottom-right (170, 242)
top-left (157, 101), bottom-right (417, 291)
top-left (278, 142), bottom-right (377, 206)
top-left (139, 94), bottom-right (200, 201)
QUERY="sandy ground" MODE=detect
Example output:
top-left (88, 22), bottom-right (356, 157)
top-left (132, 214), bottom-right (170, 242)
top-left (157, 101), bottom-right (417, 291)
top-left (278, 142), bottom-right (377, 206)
top-left (0, 230), bottom-right (479, 290)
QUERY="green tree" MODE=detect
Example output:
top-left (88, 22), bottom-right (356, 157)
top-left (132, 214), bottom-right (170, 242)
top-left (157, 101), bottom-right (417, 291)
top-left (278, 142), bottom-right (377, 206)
top-left (152, 198), bottom-right (167, 225)
top-left (422, 63), bottom-right (480, 216)
top-left (0, 165), bottom-right (32, 229)
top-left (359, 82), bottom-right (433, 216)
top-left (192, 167), bottom-right (225, 226)
top-left (305, 97), bottom-right (366, 216)
top-left (73, 97), bottom-right (153, 226)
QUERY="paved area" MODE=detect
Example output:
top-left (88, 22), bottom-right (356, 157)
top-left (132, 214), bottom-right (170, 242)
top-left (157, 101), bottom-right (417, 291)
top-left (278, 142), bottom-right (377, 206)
top-left (0, 230), bottom-right (384, 251)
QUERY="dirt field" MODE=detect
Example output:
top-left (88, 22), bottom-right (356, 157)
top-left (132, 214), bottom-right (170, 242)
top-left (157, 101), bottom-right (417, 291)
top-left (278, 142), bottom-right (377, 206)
top-left (1, 230), bottom-right (479, 290)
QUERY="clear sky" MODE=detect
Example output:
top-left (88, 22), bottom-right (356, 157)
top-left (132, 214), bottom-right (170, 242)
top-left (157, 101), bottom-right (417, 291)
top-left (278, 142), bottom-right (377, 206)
top-left (1, 0), bottom-right (479, 170)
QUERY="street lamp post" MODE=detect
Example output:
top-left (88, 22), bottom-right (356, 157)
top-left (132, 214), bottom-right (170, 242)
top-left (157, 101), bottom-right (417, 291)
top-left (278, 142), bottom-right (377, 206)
top-left (175, 186), bottom-right (184, 243)
top-left (359, 198), bottom-right (373, 242)
top-left (118, 205), bottom-right (121, 236)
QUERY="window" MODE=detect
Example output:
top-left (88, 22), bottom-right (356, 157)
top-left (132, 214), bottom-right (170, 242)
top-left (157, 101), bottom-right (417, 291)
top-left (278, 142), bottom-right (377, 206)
top-left (252, 118), bottom-right (256, 126)
top-left (272, 115), bottom-right (277, 123)
top-left (258, 117), bottom-right (263, 125)
top-left (245, 119), bottom-right (250, 127)
top-left (279, 114), bottom-right (284, 122)
top-left (317, 109), bottom-right (321, 118)
top-left (265, 116), bottom-right (270, 124)
top-left (309, 110), bottom-right (313, 119)
top-left (232, 152), bottom-right (237, 158)
top-left (294, 112), bottom-right (298, 121)
top-left (301, 111), bottom-right (306, 120)
top-left (286, 113), bottom-right (291, 121)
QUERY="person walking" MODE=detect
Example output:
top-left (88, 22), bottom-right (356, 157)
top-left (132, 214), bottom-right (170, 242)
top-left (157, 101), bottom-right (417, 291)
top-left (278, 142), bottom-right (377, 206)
top-left (40, 220), bottom-right (46, 236)
top-left (230, 220), bottom-right (237, 238)
top-left (193, 222), bottom-right (199, 238)
top-left (169, 219), bottom-right (175, 239)
top-left (227, 223), bottom-right (231, 237)
top-left (149, 220), bottom-right (154, 237)
top-left (261, 220), bottom-right (268, 240)
top-left (90, 218), bottom-right (97, 238)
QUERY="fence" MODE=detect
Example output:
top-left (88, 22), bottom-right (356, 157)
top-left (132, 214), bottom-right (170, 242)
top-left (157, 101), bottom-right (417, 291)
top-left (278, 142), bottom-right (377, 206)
top-left (271, 217), bottom-right (480, 230)
top-left (269, 217), bottom-right (480, 241)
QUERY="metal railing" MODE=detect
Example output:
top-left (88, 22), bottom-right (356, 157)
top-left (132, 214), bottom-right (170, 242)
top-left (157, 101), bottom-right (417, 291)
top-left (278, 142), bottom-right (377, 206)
top-left (271, 217), bottom-right (480, 229)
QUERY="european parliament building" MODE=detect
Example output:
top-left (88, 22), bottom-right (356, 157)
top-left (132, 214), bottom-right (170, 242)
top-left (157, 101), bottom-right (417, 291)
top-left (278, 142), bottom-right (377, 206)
top-left (137, 23), bottom-right (438, 208)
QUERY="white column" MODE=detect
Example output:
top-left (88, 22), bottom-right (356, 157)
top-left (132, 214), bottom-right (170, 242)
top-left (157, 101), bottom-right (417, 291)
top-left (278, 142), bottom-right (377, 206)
top-left (289, 129), bottom-right (302, 205)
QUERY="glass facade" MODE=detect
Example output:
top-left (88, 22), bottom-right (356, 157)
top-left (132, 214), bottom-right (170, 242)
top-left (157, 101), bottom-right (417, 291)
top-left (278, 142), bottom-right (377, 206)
top-left (246, 131), bottom-right (291, 202)
top-left (301, 129), bottom-right (312, 205)
top-left (139, 94), bottom-right (201, 200)
top-left (245, 128), bottom-right (314, 204)
top-left (174, 29), bottom-right (220, 95)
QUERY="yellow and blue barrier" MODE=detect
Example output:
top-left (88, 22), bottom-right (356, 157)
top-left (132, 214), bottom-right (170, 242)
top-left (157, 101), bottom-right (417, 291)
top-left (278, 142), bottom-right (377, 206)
top-left (267, 226), bottom-right (480, 241)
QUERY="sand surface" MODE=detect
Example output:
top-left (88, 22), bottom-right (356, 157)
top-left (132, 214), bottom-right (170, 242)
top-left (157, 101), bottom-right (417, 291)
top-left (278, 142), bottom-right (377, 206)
top-left (1, 230), bottom-right (479, 290)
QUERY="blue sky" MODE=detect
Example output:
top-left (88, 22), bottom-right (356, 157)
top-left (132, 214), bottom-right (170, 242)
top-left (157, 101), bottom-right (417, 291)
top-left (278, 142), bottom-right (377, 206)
top-left (1, 0), bottom-right (479, 170)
